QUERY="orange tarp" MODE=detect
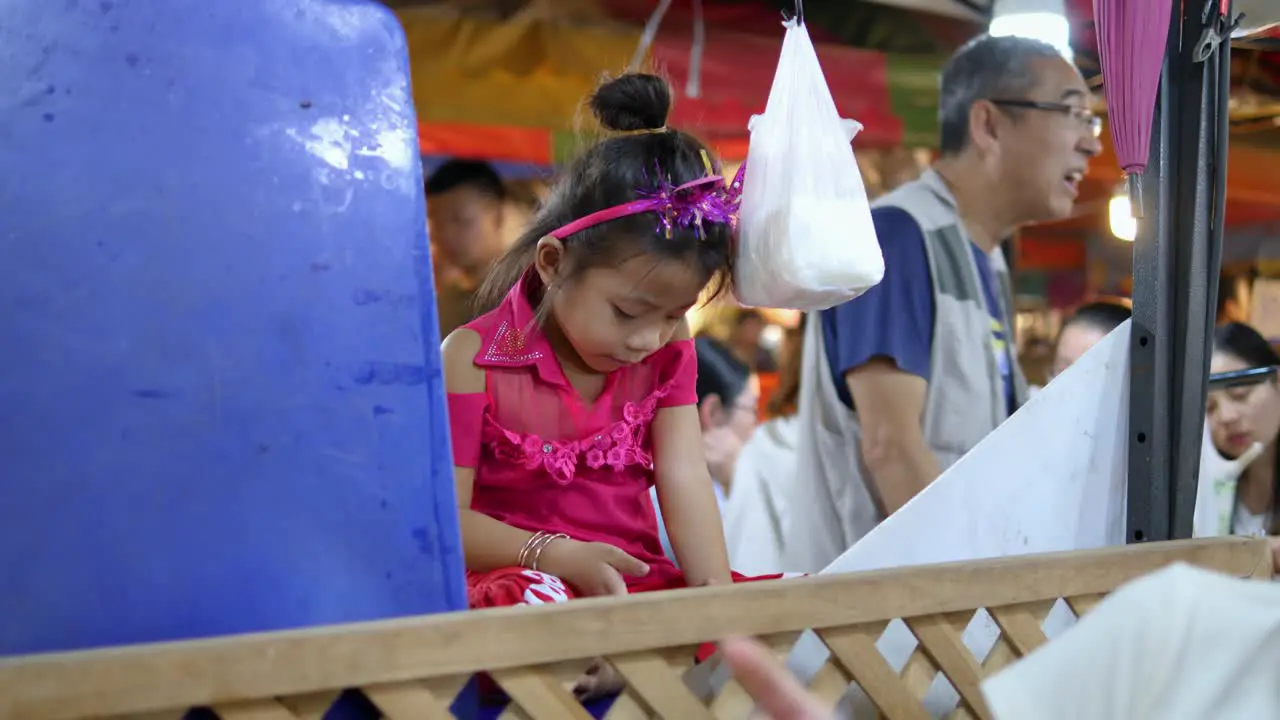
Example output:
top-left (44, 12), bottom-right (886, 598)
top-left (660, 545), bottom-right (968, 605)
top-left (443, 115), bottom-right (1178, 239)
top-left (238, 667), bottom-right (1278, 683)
top-left (417, 122), bottom-right (554, 164)
top-left (1085, 131), bottom-right (1280, 220)
top-left (400, 7), bottom-right (902, 159)
top-left (400, 9), bottom-right (639, 131)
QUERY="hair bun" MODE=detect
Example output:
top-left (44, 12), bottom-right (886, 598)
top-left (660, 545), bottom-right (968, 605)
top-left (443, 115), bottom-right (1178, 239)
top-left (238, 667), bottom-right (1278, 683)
top-left (590, 73), bottom-right (672, 132)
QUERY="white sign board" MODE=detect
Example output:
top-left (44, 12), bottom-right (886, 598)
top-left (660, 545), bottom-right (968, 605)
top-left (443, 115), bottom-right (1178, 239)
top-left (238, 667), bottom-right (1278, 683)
top-left (788, 322), bottom-right (1133, 715)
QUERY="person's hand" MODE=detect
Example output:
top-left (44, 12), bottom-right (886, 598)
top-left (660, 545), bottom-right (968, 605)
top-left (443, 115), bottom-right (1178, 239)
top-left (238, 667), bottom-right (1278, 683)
top-left (704, 425), bottom-right (745, 488)
top-left (538, 539), bottom-right (649, 596)
top-left (720, 636), bottom-right (833, 719)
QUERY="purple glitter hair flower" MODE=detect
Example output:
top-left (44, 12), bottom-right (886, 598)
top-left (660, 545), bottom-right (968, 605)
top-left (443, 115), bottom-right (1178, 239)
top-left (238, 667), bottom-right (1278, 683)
top-left (545, 163), bottom-right (746, 241)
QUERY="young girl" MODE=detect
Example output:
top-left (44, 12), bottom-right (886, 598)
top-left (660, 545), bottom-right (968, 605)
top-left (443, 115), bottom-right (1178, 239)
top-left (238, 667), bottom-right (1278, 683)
top-left (442, 73), bottom-right (779, 617)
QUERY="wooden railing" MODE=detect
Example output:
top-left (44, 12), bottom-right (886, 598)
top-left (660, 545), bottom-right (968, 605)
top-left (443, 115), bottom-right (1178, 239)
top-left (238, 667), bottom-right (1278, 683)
top-left (0, 537), bottom-right (1271, 720)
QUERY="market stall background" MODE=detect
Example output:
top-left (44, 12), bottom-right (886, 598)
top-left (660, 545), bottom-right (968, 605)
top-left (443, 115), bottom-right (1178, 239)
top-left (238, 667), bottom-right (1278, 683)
top-left (389, 0), bottom-right (1280, 296)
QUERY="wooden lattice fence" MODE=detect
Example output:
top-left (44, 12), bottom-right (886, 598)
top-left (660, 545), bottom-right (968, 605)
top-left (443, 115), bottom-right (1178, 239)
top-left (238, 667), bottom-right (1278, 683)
top-left (0, 537), bottom-right (1271, 720)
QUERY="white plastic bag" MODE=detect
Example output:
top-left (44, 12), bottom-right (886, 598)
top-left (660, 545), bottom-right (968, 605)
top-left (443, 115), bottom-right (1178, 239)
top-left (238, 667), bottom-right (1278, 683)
top-left (734, 19), bottom-right (884, 311)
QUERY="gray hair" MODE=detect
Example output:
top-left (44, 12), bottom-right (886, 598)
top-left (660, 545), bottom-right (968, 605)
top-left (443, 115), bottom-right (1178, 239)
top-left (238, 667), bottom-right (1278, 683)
top-left (938, 35), bottom-right (1065, 156)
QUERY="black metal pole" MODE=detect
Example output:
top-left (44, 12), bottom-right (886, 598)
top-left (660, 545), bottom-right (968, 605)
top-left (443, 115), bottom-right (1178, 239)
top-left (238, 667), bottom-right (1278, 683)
top-left (1167, 1), bottom-right (1218, 540)
top-left (1126, 1), bottom-right (1179, 544)
top-left (1127, 0), bottom-right (1230, 543)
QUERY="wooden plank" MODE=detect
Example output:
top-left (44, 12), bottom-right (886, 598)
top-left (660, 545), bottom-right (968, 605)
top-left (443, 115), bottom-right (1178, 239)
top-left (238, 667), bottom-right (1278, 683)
top-left (277, 691), bottom-right (340, 720)
top-left (819, 624), bottom-right (929, 720)
top-left (492, 667), bottom-right (593, 720)
top-left (805, 660), bottom-right (852, 706)
top-left (987, 601), bottom-right (1054, 657)
top-left (0, 538), bottom-right (1268, 720)
top-left (979, 635), bottom-right (1019, 676)
top-left (898, 646), bottom-right (938, 701)
top-left (363, 678), bottom-right (464, 720)
top-left (904, 615), bottom-right (991, 720)
top-left (1249, 544), bottom-right (1276, 579)
top-left (1064, 593), bottom-right (1105, 618)
top-left (609, 652), bottom-right (712, 719)
top-left (602, 689), bottom-right (652, 720)
top-left (497, 704), bottom-right (532, 720)
top-left (209, 700), bottom-right (301, 720)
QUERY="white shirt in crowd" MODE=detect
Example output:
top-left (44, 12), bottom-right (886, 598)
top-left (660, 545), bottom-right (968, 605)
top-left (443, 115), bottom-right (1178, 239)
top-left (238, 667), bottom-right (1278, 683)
top-left (982, 563), bottom-right (1280, 720)
top-left (723, 416), bottom-right (799, 575)
top-left (1195, 423), bottom-right (1272, 538)
top-left (653, 482), bottom-right (727, 565)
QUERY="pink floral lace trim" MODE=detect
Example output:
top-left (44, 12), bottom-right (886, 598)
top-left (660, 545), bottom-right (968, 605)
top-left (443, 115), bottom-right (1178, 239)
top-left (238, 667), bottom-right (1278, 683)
top-left (481, 382), bottom-right (675, 485)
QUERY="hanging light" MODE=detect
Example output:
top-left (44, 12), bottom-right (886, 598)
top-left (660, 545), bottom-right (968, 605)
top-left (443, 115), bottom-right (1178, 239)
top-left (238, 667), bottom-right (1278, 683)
top-left (989, 0), bottom-right (1073, 62)
top-left (1109, 189), bottom-right (1137, 242)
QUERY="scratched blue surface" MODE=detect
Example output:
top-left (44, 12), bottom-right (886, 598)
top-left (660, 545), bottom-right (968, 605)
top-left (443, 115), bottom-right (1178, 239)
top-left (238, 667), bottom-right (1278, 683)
top-left (0, 0), bottom-right (467, 671)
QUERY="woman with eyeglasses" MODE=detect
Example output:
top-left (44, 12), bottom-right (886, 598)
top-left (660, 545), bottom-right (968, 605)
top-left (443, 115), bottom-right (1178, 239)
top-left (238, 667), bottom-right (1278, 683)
top-left (1200, 322), bottom-right (1280, 538)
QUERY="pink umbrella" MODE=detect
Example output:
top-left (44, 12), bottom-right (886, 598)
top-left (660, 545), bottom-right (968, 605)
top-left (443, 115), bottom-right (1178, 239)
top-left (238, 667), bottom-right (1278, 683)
top-left (1093, 0), bottom-right (1175, 219)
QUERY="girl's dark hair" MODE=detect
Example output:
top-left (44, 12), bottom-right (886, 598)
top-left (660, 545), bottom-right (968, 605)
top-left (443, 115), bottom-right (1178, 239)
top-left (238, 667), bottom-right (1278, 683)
top-left (473, 73), bottom-right (735, 316)
top-left (766, 314), bottom-right (807, 419)
top-left (1214, 322), bottom-right (1280, 369)
top-left (695, 336), bottom-right (751, 410)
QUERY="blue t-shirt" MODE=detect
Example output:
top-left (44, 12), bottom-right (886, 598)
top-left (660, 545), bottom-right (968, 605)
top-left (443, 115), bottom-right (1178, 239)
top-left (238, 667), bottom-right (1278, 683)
top-left (820, 206), bottom-right (1014, 414)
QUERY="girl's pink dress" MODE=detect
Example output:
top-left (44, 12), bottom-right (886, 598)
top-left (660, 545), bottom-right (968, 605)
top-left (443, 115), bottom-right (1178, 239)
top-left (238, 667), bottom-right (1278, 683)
top-left (448, 274), bottom-right (779, 608)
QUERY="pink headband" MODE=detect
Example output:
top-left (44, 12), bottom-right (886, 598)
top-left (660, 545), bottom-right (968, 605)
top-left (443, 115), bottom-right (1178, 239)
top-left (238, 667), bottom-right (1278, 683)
top-left (547, 163), bottom-right (747, 241)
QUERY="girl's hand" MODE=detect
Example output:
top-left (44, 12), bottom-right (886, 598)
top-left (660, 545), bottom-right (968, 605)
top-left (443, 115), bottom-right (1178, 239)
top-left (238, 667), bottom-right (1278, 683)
top-left (539, 539), bottom-right (650, 596)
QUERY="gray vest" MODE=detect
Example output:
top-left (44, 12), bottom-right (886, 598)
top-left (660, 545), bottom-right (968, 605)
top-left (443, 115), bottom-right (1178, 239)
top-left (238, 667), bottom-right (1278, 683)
top-left (784, 169), bottom-right (1030, 572)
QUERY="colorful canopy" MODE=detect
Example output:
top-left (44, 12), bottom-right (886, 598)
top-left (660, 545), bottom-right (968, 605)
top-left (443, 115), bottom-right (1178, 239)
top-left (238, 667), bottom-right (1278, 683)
top-left (400, 5), bottom-right (903, 163)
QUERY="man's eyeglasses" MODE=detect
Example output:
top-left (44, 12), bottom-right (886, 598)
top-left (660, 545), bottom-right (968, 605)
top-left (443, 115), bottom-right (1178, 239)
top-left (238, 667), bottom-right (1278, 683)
top-left (989, 99), bottom-right (1103, 138)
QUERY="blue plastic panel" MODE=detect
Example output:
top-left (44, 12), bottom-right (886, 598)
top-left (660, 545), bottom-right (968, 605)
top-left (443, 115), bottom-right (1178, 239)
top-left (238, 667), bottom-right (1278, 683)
top-left (0, 0), bottom-right (466, 656)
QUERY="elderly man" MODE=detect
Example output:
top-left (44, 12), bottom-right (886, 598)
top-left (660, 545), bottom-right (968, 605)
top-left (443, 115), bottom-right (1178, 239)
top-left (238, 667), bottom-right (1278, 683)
top-left (786, 35), bottom-right (1103, 572)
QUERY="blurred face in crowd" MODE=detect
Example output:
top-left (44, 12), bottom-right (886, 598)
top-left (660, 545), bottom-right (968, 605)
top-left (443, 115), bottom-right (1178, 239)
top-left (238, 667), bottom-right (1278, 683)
top-left (700, 375), bottom-right (760, 444)
top-left (1207, 350), bottom-right (1280, 459)
top-left (1052, 321), bottom-right (1109, 379)
top-left (428, 185), bottom-right (505, 280)
top-left (731, 314), bottom-right (765, 351)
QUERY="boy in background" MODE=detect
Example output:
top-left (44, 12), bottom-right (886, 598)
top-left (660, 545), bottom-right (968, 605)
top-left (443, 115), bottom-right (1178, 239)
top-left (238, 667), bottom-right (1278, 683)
top-left (426, 159), bottom-right (507, 336)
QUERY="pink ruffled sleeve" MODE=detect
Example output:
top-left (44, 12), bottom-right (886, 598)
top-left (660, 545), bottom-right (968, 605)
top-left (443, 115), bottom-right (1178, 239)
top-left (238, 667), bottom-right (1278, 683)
top-left (656, 338), bottom-right (698, 409)
top-left (447, 392), bottom-right (488, 468)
